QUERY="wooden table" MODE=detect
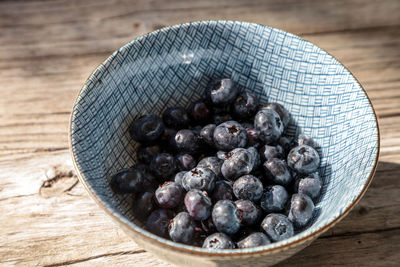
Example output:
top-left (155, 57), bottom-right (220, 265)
top-left (1, 0), bottom-right (399, 266)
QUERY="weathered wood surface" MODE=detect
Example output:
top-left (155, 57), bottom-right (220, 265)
top-left (1, 0), bottom-right (400, 266)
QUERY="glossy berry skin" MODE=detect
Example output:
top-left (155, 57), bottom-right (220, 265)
top-left (233, 175), bottom-right (263, 202)
top-left (260, 185), bottom-right (288, 213)
top-left (247, 146), bottom-right (260, 169)
top-left (261, 213), bottom-right (294, 242)
top-left (190, 101), bottom-right (212, 123)
top-left (168, 212), bottom-right (195, 244)
top-left (155, 182), bottom-right (184, 209)
top-left (221, 148), bottom-right (254, 180)
top-left (288, 193), bottom-right (315, 228)
top-left (174, 171), bottom-right (187, 186)
top-left (237, 232), bottom-right (271, 248)
top-left (213, 114), bottom-right (233, 125)
top-left (212, 200), bottom-right (241, 235)
top-left (235, 200), bottom-right (262, 226)
top-left (254, 109), bottom-right (284, 144)
top-left (213, 121), bottom-right (248, 151)
top-left (207, 78), bottom-right (239, 105)
top-left (246, 127), bottom-right (261, 148)
top-left (202, 233), bottom-right (235, 249)
top-left (110, 168), bottom-right (145, 194)
top-left (297, 173), bottom-right (322, 200)
top-left (233, 91), bottom-right (259, 119)
top-left (176, 153), bottom-right (196, 171)
top-left (162, 107), bottom-right (190, 129)
top-left (263, 158), bottom-right (292, 186)
top-left (146, 209), bottom-right (175, 238)
top-left (184, 189), bottom-right (212, 221)
top-left (173, 129), bottom-right (201, 155)
top-left (298, 134), bottom-right (317, 148)
top-left (264, 103), bottom-right (290, 128)
top-left (150, 153), bottom-right (176, 180)
top-left (260, 145), bottom-right (284, 162)
top-left (130, 114), bottom-right (165, 143)
top-left (136, 145), bottom-right (160, 165)
top-left (287, 145), bottom-right (320, 174)
top-left (133, 191), bottom-right (156, 219)
top-left (135, 164), bottom-right (158, 190)
top-left (200, 124), bottom-right (216, 146)
top-left (216, 150), bottom-right (229, 161)
top-left (182, 167), bottom-right (216, 193)
top-left (279, 136), bottom-right (297, 155)
top-left (197, 156), bottom-right (223, 177)
top-left (212, 180), bottom-right (234, 202)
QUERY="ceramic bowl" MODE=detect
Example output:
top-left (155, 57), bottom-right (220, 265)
top-left (70, 21), bottom-right (379, 266)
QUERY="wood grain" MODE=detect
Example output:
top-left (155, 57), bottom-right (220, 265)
top-left (0, 0), bottom-right (399, 266)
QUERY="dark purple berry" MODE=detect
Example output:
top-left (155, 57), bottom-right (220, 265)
top-left (136, 145), bottom-right (160, 164)
top-left (216, 150), bottom-right (229, 161)
top-left (233, 175), bottom-right (263, 202)
top-left (182, 167), bottom-right (216, 193)
top-left (168, 212), bottom-right (195, 244)
top-left (260, 185), bottom-right (288, 213)
top-left (162, 107), bottom-right (190, 129)
top-left (288, 193), bottom-right (315, 228)
top-left (264, 103), bottom-right (290, 128)
top-left (233, 91), bottom-right (259, 119)
top-left (221, 148), bottom-right (255, 180)
top-left (207, 78), bottom-right (239, 105)
top-left (110, 167), bottom-right (145, 194)
top-left (155, 182), bottom-right (184, 209)
top-left (261, 213), bottom-right (294, 242)
top-left (174, 171), bottom-right (187, 186)
top-left (197, 156), bottom-right (223, 177)
top-left (254, 109), bottom-right (283, 144)
top-left (203, 233), bottom-right (234, 249)
top-left (212, 200), bottom-right (241, 235)
top-left (298, 134), bottom-right (317, 148)
top-left (212, 180), bottom-right (234, 202)
top-left (287, 145), bottom-right (320, 174)
top-left (297, 172), bottom-right (322, 200)
top-left (133, 191), bottom-right (156, 219)
top-left (146, 209), bottom-right (175, 238)
top-left (173, 129), bottom-right (201, 154)
top-left (235, 199), bottom-right (262, 226)
top-left (213, 121), bottom-right (248, 151)
top-left (279, 136), bottom-right (297, 155)
top-left (150, 153), bottom-right (176, 180)
top-left (263, 158), bottom-right (292, 186)
top-left (135, 164), bottom-right (158, 190)
top-left (213, 113), bottom-right (233, 125)
top-left (200, 124), bottom-right (216, 146)
top-left (237, 232), bottom-right (270, 248)
top-left (260, 144), bottom-right (284, 162)
top-left (130, 114), bottom-right (164, 143)
top-left (176, 153), bottom-right (196, 171)
top-left (184, 189), bottom-right (212, 221)
top-left (190, 101), bottom-right (212, 123)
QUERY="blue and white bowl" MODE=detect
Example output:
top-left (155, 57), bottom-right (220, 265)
top-left (70, 21), bottom-right (379, 266)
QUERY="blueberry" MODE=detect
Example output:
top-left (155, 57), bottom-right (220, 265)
top-left (221, 148), bottom-right (254, 180)
top-left (212, 200), bottom-right (241, 235)
top-left (287, 145), bottom-right (320, 174)
top-left (133, 191), bottom-right (156, 220)
top-left (174, 171), bottom-right (187, 186)
top-left (162, 107), bottom-right (190, 129)
top-left (233, 175), bottom-right (263, 202)
top-left (110, 167), bottom-right (145, 194)
top-left (173, 129), bottom-right (201, 154)
top-left (182, 167), bottom-right (216, 193)
top-left (146, 209), bottom-right (175, 238)
top-left (288, 193), bottom-right (315, 228)
top-left (263, 103), bottom-right (290, 128)
top-left (155, 182), bottom-right (184, 209)
top-left (261, 213), bottom-right (294, 242)
top-left (278, 136), bottom-right (297, 155)
top-left (233, 91), bottom-right (259, 119)
top-left (184, 189), bottom-right (212, 221)
top-left (235, 200), bottom-right (262, 226)
top-left (246, 127), bottom-right (261, 148)
top-left (263, 158), bottom-right (292, 186)
top-left (130, 114), bottom-right (165, 143)
top-left (213, 113), bottom-right (233, 125)
top-left (207, 78), bottom-right (239, 105)
top-left (254, 109), bottom-right (283, 144)
top-left (176, 153), bottom-right (197, 171)
top-left (216, 150), bottom-right (229, 161)
top-left (213, 121), bottom-right (248, 151)
top-left (197, 156), bottom-right (223, 177)
top-left (168, 212), bottom-right (195, 244)
top-left (190, 101), bottom-right (212, 123)
top-left (247, 146), bottom-right (261, 169)
top-left (212, 180), bottom-right (234, 202)
top-left (260, 144), bottom-right (284, 162)
top-left (150, 153), bottom-right (176, 180)
top-left (298, 134), bottom-right (317, 148)
top-left (161, 128), bottom-right (177, 150)
top-left (135, 164), bottom-right (158, 190)
top-left (199, 124), bottom-right (216, 146)
top-left (260, 185), bottom-right (288, 213)
top-left (202, 233), bottom-right (235, 249)
top-left (237, 232), bottom-right (271, 248)
top-left (297, 173), bottom-right (322, 200)
top-left (136, 145), bottom-right (161, 165)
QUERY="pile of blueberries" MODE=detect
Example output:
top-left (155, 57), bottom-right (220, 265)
top-left (110, 78), bottom-right (322, 249)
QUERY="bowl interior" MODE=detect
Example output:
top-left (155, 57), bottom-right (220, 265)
top-left (71, 21), bottom-right (378, 253)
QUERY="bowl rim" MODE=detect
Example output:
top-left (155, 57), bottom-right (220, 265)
top-left (69, 20), bottom-right (380, 256)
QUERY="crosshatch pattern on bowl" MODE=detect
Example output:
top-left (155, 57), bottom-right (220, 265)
top-left (70, 21), bottom-right (378, 253)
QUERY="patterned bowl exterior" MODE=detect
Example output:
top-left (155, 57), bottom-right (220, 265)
top-left (70, 21), bottom-right (379, 266)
